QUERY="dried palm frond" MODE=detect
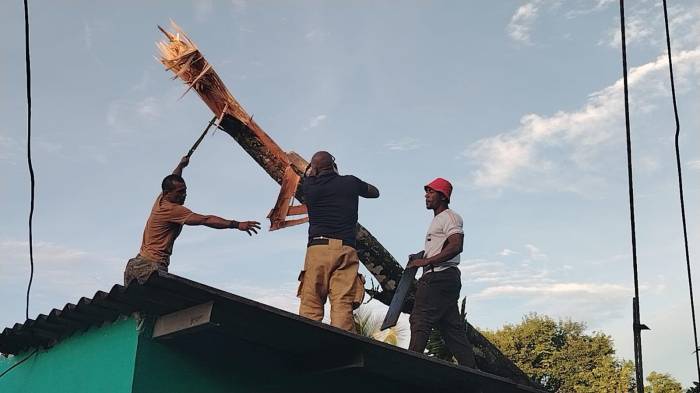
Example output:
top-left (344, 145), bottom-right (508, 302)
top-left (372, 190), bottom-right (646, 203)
top-left (156, 21), bottom-right (251, 124)
top-left (157, 21), bottom-right (292, 172)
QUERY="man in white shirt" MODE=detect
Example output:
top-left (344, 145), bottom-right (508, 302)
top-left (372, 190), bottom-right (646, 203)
top-left (406, 177), bottom-right (476, 367)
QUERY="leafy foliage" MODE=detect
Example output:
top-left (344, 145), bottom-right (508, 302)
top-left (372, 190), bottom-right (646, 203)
top-left (481, 313), bottom-right (635, 392)
top-left (645, 371), bottom-right (683, 393)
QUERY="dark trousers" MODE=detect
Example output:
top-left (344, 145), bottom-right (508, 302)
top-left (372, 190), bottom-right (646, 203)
top-left (408, 267), bottom-right (476, 367)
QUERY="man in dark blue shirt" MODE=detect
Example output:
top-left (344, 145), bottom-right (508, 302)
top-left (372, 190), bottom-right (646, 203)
top-left (298, 151), bottom-right (379, 331)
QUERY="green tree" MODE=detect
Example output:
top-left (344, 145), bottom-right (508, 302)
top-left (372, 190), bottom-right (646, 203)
top-left (481, 313), bottom-right (635, 392)
top-left (685, 381), bottom-right (699, 393)
top-left (645, 371), bottom-right (683, 393)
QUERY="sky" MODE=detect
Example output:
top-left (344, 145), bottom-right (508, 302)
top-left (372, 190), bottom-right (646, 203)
top-left (1, 0), bottom-right (699, 386)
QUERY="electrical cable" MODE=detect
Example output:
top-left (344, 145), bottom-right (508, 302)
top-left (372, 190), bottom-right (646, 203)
top-left (661, 0), bottom-right (700, 383)
top-left (23, 0), bottom-right (36, 322)
top-left (618, 1), bottom-right (645, 392)
top-left (0, 349), bottom-right (38, 379)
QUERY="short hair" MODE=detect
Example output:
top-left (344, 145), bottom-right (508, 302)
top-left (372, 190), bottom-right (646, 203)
top-left (162, 174), bottom-right (185, 193)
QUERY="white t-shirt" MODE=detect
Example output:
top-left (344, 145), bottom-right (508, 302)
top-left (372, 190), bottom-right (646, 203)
top-left (423, 209), bottom-right (464, 275)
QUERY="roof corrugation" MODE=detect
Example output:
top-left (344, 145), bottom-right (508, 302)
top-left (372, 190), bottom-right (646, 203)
top-left (0, 272), bottom-right (545, 393)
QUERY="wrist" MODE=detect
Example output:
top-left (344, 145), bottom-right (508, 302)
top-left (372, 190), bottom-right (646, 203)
top-left (229, 220), bottom-right (239, 229)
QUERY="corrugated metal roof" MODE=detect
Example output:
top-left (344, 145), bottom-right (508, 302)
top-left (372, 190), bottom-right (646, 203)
top-left (0, 272), bottom-right (545, 392)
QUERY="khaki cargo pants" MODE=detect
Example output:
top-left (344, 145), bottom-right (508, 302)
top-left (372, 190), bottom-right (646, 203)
top-left (298, 239), bottom-right (365, 332)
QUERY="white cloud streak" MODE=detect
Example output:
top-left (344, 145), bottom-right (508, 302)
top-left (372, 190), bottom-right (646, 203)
top-left (0, 239), bottom-right (123, 325)
top-left (499, 248), bottom-right (518, 256)
top-left (525, 244), bottom-right (547, 261)
top-left (507, 1), bottom-right (542, 44)
top-left (385, 137), bottom-right (422, 151)
top-left (83, 22), bottom-right (92, 50)
top-left (463, 47), bottom-right (700, 191)
top-left (303, 114), bottom-right (327, 131)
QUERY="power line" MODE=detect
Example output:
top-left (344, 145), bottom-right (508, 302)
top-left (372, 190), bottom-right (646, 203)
top-left (661, 0), bottom-right (700, 383)
top-left (24, 0), bottom-right (36, 322)
top-left (617, 1), bottom-right (645, 392)
top-left (0, 349), bottom-right (38, 379)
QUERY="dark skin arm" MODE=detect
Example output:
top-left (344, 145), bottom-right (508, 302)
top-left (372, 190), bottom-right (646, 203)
top-left (365, 183), bottom-right (380, 198)
top-left (173, 156), bottom-right (189, 176)
top-left (184, 213), bottom-right (261, 236)
top-left (407, 233), bottom-right (464, 268)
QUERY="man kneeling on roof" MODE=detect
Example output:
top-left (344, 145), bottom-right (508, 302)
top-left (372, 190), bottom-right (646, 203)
top-left (124, 156), bottom-right (261, 285)
top-left (406, 177), bottom-right (477, 368)
top-left (297, 151), bottom-right (380, 332)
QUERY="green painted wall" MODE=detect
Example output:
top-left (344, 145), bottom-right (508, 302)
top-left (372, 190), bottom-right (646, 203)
top-left (131, 320), bottom-right (233, 393)
top-left (0, 317), bottom-right (139, 393)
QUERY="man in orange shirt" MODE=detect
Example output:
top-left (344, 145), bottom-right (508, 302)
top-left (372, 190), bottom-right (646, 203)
top-left (124, 156), bottom-right (261, 284)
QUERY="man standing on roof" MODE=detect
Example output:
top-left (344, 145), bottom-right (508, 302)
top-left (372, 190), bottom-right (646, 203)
top-left (123, 156), bottom-right (261, 285)
top-left (406, 178), bottom-right (476, 368)
top-left (298, 151), bottom-right (380, 332)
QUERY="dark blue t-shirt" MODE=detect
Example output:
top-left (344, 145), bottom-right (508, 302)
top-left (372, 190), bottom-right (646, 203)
top-left (302, 173), bottom-right (372, 247)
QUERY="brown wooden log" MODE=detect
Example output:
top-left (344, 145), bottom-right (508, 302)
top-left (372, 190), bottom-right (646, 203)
top-left (156, 22), bottom-right (541, 389)
top-left (157, 22), bottom-right (405, 297)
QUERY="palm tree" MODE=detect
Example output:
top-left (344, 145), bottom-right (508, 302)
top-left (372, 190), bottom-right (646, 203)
top-left (353, 304), bottom-right (409, 346)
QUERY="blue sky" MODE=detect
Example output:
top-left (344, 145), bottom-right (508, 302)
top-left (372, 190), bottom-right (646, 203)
top-left (1, 0), bottom-right (699, 386)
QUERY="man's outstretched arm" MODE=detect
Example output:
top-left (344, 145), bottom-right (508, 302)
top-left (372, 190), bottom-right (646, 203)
top-left (172, 156), bottom-right (189, 176)
top-left (185, 213), bottom-right (261, 236)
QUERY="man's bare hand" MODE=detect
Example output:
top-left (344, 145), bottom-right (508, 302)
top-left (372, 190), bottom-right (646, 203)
top-left (407, 258), bottom-right (429, 269)
top-left (237, 221), bottom-right (261, 236)
top-left (178, 156), bottom-right (190, 168)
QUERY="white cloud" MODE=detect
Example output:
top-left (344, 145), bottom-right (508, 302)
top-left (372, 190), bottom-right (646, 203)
top-left (599, 1), bottom-right (700, 49)
top-left (507, 1), bottom-right (542, 44)
top-left (305, 29), bottom-right (327, 42)
top-left (231, 0), bottom-right (246, 13)
top-left (688, 159), bottom-right (700, 170)
top-left (475, 282), bottom-right (628, 298)
top-left (600, 14), bottom-right (654, 49)
top-left (107, 96), bottom-right (162, 133)
top-left (385, 137), bottom-right (422, 152)
top-left (302, 114), bottom-right (327, 131)
top-left (0, 134), bottom-right (20, 161)
top-left (499, 248), bottom-right (518, 256)
top-left (83, 22), bottom-right (92, 50)
top-left (137, 97), bottom-right (160, 118)
top-left (463, 47), bottom-right (700, 192)
top-left (460, 253), bottom-right (633, 325)
top-left (565, 0), bottom-right (615, 19)
top-left (525, 244), bottom-right (547, 261)
top-left (0, 240), bottom-right (89, 264)
top-left (474, 281), bottom-right (631, 325)
top-left (36, 137), bottom-right (63, 154)
top-left (638, 155), bottom-right (660, 173)
top-left (0, 238), bottom-right (123, 325)
top-left (223, 281), bottom-right (300, 314)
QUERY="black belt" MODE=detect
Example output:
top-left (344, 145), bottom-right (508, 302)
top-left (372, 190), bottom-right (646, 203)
top-left (307, 237), bottom-right (356, 249)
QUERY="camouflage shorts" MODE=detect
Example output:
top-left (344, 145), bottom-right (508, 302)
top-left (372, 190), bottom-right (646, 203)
top-left (123, 254), bottom-right (168, 285)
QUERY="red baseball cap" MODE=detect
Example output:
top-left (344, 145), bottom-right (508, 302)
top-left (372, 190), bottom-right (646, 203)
top-left (425, 178), bottom-right (453, 201)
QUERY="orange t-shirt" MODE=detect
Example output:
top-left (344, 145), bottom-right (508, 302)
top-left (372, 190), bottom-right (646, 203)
top-left (139, 193), bottom-right (193, 264)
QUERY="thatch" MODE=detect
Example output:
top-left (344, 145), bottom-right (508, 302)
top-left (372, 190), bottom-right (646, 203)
top-left (157, 21), bottom-right (289, 167)
top-left (157, 21), bottom-right (250, 123)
